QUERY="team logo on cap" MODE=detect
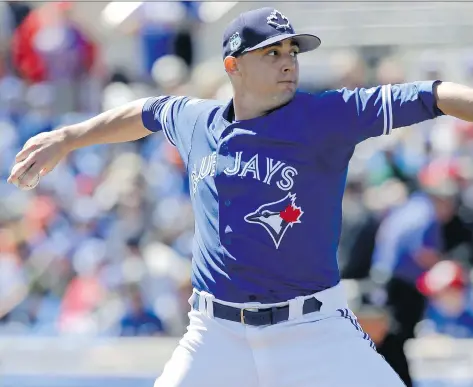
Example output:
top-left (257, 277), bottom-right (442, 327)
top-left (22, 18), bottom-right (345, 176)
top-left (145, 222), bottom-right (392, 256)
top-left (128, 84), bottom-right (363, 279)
top-left (267, 9), bottom-right (291, 31)
top-left (229, 32), bottom-right (242, 52)
top-left (244, 193), bottom-right (303, 249)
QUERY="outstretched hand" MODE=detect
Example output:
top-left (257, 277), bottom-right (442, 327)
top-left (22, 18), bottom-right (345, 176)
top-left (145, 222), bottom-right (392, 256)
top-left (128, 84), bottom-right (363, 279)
top-left (8, 130), bottom-right (71, 188)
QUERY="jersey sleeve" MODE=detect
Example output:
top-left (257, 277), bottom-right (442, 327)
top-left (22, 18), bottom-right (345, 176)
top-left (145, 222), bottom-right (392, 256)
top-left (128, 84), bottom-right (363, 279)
top-left (141, 96), bottom-right (204, 147)
top-left (316, 80), bottom-right (445, 145)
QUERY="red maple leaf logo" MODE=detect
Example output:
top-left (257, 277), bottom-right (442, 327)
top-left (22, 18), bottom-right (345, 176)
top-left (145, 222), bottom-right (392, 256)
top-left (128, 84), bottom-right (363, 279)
top-left (279, 204), bottom-right (302, 223)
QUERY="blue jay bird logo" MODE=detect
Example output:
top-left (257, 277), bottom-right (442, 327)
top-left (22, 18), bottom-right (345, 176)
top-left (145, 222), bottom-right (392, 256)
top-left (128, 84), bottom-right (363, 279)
top-left (244, 193), bottom-right (303, 249)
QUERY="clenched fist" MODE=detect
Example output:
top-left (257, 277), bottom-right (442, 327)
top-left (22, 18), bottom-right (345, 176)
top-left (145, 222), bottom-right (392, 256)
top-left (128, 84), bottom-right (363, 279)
top-left (8, 129), bottom-right (71, 189)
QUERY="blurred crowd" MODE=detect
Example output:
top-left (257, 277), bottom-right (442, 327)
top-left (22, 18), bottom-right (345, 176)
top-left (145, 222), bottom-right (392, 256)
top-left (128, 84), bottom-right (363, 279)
top-left (335, 50), bottom-right (473, 387)
top-left (0, 0), bottom-right (212, 338)
top-left (0, 3), bottom-right (472, 372)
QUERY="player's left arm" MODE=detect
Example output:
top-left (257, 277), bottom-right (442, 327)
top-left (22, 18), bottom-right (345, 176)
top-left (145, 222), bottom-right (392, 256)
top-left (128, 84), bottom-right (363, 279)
top-left (434, 81), bottom-right (473, 122)
top-left (316, 80), bottom-right (473, 145)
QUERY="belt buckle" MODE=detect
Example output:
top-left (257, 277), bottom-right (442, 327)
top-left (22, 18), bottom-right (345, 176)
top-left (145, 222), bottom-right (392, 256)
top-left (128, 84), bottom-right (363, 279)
top-left (240, 306), bottom-right (269, 325)
top-left (240, 307), bottom-right (248, 324)
top-left (240, 307), bottom-right (258, 324)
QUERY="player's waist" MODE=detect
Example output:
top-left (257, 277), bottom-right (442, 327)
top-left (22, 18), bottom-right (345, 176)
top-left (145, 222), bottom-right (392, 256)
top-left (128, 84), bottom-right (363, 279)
top-left (190, 281), bottom-right (348, 326)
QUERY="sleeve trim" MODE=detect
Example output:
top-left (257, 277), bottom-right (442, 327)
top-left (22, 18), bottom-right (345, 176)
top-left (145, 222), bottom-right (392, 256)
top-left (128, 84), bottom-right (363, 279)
top-left (387, 84), bottom-right (393, 134)
top-left (381, 84), bottom-right (388, 135)
top-left (381, 84), bottom-right (393, 135)
top-left (159, 97), bottom-right (182, 147)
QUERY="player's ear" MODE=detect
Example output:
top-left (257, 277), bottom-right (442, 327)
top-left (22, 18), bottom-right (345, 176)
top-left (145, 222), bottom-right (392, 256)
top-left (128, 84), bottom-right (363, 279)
top-left (224, 56), bottom-right (240, 76)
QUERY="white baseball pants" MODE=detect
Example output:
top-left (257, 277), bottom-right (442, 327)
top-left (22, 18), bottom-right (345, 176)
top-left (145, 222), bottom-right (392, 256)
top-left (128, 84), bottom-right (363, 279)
top-left (154, 282), bottom-right (406, 387)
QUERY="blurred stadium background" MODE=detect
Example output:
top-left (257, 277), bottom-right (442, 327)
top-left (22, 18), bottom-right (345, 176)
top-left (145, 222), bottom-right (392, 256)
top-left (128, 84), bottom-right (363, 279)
top-left (1, 1), bottom-right (473, 386)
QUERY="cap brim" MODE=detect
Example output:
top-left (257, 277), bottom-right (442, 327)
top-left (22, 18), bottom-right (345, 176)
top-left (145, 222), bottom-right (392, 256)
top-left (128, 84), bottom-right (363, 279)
top-left (243, 33), bottom-right (321, 54)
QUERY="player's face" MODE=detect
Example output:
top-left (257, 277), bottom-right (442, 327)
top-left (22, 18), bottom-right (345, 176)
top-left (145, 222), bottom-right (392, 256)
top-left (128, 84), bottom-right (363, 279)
top-left (237, 39), bottom-right (300, 107)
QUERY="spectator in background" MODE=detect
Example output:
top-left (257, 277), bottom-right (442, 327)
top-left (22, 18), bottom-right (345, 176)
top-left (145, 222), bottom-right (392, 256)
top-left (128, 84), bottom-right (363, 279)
top-left (0, 2), bottom-right (14, 76)
top-left (339, 173), bottom-right (379, 280)
top-left (418, 159), bottom-right (473, 266)
top-left (416, 260), bottom-right (473, 338)
top-left (17, 82), bottom-right (57, 145)
top-left (0, 1), bottom-right (32, 77)
top-left (370, 179), bottom-right (459, 387)
top-left (12, 2), bottom-right (96, 84)
top-left (340, 177), bottom-right (408, 281)
top-left (6, 1), bottom-right (32, 29)
top-left (133, 1), bottom-right (201, 79)
top-left (173, 1), bottom-right (201, 68)
top-left (119, 286), bottom-right (165, 337)
top-left (0, 75), bottom-right (26, 126)
top-left (57, 256), bottom-right (106, 335)
top-left (11, 1), bottom-right (97, 113)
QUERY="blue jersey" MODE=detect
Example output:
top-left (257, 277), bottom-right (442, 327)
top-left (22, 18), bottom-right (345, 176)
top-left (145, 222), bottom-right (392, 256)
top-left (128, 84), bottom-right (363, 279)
top-left (142, 81), bottom-right (444, 303)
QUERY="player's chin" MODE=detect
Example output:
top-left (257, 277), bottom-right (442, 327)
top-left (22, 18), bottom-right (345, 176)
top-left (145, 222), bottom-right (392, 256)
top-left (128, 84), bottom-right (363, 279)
top-left (274, 87), bottom-right (296, 105)
top-left (277, 81), bottom-right (297, 94)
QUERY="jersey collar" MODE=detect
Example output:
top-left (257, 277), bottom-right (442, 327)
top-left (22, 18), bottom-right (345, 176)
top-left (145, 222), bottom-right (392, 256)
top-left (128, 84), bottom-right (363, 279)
top-left (220, 97), bottom-right (292, 124)
top-left (213, 95), bottom-right (297, 140)
top-left (221, 98), bottom-right (235, 123)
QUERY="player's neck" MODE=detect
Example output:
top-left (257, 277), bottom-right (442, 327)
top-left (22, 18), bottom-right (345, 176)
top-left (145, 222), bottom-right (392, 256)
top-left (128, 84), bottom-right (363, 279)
top-left (232, 92), bottom-right (269, 121)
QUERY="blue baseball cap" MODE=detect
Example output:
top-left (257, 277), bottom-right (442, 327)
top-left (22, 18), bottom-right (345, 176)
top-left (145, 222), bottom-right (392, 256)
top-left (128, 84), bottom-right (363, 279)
top-left (222, 7), bottom-right (321, 59)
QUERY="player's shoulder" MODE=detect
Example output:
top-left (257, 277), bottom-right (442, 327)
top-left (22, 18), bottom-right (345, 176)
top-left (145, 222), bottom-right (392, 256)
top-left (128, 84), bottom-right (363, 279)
top-left (286, 91), bottom-right (318, 114)
top-left (283, 91), bottom-right (346, 126)
top-left (182, 97), bottom-right (227, 126)
top-left (180, 96), bottom-right (224, 113)
top-left (295, 85), bottom-right (379, 103)
top-left (152, 95), bottom-right (225, 123)
top-left (291, 88), bottom-right (349, 110)
top-left (152, 95), bottom-right (223, 111)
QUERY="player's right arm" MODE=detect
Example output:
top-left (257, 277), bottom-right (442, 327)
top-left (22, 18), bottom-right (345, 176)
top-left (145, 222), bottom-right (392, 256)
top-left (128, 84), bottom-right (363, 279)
top-left (8, 95), bottom-right (198, 186)
top-left (8, 98), bottom-right (151, 185)
top-left (64, 98), bottom-right (153, 148)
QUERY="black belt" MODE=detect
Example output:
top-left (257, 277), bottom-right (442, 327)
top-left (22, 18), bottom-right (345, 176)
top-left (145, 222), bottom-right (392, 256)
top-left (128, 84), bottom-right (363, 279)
top-left (193, 295), bottom-right (323, 326)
